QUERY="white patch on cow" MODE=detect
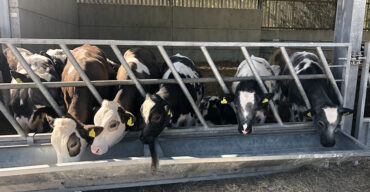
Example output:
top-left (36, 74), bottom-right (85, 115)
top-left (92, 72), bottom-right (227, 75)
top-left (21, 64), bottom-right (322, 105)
top-left (162, 61), bottom-right (198, 79)
top-left (243, 124), bottom-right (248, 131)
top-left (232, 56), bottom-right (275, 94)
top-left (46, 49), bottom-right (67, 63)
top-left (175, 53), bottom-right (192, 61)
top-left (92, 100), bottom-right (127, 155)
top-left (323, 107), bottom-right (338, 124)
top-left (175, 113), bottom-right (192, 127)
top-left (68, 66), bottom-right (75, 75)
top-left (141, 97), bottom-right (156, 124)
top-left (51, 118), bottom-right (87, 163)
top-left (16, 116), bottom-right (29, 130)
top-left (239, 91), bottom-right (255, 117)
top-left (125, 57), bottom-right (150, 75)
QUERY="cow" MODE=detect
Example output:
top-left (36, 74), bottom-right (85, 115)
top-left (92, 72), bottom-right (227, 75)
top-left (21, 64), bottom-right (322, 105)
top-left (281, 51), bottom-right (353, 147)
top-left (91, 48), bottom-right (161, 156)
top-left (3, 47), bottom-right (32, 71)
top-left (140, 53), bottom-right (203, 171)
top-left (48, 44), bottom-right (117, 163)
top-left (197, 96), bottom-right (237, 125)
top-left (7, 52), bottom-right (63, 133)
top-left (51, 115), bottom-right (102, 163)
top-left (231, 56), bottom-right (281, 135)
top-left (40, 49), bottom-right (68, 77)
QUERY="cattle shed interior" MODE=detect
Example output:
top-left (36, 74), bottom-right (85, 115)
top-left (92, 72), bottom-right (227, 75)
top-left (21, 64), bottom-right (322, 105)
top-left (0, 0), bottom-right (370, 191)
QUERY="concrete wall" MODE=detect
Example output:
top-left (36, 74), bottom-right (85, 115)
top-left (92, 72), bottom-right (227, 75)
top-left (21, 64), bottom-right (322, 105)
top-left (78, 5), bottom-right (261, 62)
top-left (9, 0), bottom-right (79, 51)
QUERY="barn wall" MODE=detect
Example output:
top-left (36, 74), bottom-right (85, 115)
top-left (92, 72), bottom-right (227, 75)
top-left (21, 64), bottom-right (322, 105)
top-left (78, 4), bottom-right (262, 62)
top-left (8, 0), bottom-right (79, 51)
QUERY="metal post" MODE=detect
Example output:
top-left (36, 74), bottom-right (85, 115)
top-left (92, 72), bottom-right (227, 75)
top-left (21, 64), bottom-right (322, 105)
top-left (333, 0), bottom-right (366, 134)
top-left (7, 44), bottom-right (63, 117)
top-left (200, 46), bottom-right (230, 94)
top-left (60, 44), bottom-right (103, 104)
top-left (280, 47), bottom-right (311, 109)
top-left (0, 0), bottom-right (11, 49)
top-left (355, 43), bottom-right (370, 144)
top-left (110, 44), bottom-right (146, 97)
top-left (157, 45), bottom-right (209, 128)
top-left (240, 47), bottom-right (283, 125)
top-left (0, 100), bottom-right (26, 137)
top-left (316, 47), bottom-right (343, 105)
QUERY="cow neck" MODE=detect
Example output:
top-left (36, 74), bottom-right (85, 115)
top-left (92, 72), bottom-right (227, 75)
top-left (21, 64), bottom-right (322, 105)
top-left (304, 80), bottom-right (334, 111)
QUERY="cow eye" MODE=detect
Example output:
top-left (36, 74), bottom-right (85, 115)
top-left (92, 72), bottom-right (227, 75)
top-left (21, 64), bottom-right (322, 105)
top-left (110, 121), bottom-right (119, 128)
top-left (151, 114), bottom-right (162, 122)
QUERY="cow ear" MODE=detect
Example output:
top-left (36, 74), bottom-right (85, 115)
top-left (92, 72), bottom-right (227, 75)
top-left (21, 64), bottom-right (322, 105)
top-left (339, 108), bottom-right (354, 116)
top-left (118, 107), bottom-right (136, 127)
top-left (261, 93), bottom-right (274, 104)
top-left (10, 70), bottom-right (32, 83)
top-left (84, 125), bottom-right (104, 138)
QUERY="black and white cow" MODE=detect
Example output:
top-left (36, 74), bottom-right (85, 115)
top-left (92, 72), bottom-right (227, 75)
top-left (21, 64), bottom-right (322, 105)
top-left (91, 48), bottom-right (161, 156)
top-left (40, 49), bottom-right (68, 77)
top-left (139, 54), bottom-right (203, 170)
top-left (198, 96), bottom-right (237, 125)
top-left (281, 51), bottom-right (353, 147)
top-left (8, 53), bottom-right (63, 133)
top-left (232, 56), bottom-right (281, 135)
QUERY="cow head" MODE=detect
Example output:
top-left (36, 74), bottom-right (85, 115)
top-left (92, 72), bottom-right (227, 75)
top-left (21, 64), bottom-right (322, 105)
top-left (91, 100), bottom-right (136, 155)
top-left (28, 105), bottom-right (58, 133)
top-left (234, 82), bottom-right (274, 135)
top-left (140, 94), bottom-right (171, 144)
top-left (51, 117), bottom-right (102, 163)
top-left (311, 106), bottom-right (353, 147)
top-left (200, 95), bottom-right (237, 125)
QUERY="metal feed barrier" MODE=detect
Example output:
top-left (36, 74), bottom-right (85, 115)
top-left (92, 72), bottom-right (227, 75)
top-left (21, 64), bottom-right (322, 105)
top-left (0, 38), bottom-right (369, 192)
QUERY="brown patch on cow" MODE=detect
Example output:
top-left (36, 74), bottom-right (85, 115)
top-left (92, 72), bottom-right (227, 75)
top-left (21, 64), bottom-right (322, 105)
top-left (67, 132), bottom-right (81, 157)
top-left (3, 47), bottom-right (32, 71)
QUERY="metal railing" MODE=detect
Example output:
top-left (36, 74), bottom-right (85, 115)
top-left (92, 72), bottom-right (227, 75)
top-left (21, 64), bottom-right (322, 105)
top-left (0, 38), bottom-right (351, 144)
top-left (355, 42), bottom-right (370, 147)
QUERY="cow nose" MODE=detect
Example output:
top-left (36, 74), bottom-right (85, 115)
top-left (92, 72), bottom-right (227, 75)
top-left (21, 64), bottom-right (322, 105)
top-left (91, 146), bottom-right (101, 155)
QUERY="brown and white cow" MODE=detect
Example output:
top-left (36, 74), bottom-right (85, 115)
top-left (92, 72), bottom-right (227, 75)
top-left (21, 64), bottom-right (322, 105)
top-left (50, 44), bottom-right (119, 163)
top-left (92, 48), bottom-right (162, 156)
top-left (3, 47), bottom-right (32, 71)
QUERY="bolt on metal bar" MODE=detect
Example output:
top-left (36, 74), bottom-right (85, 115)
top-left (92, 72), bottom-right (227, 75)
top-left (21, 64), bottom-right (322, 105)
top-left (60, 44), bottom-right (103, 104)
top-left (7, 44), bottom-right (63, 117)
top-left (111, 44), bottom-right (146, 97)
top-left (280, 47), bottom-right (312, 109)
top-left (240, 47), bottom-right (283, 125)
top-left (157, 45), bottom-right (208, 129)
top-left (0, 100), bottom-right (26, 138)
top-left (200, 46), bottom-right (230, 94)
top-left (316, 47), bottom-right (343, 105)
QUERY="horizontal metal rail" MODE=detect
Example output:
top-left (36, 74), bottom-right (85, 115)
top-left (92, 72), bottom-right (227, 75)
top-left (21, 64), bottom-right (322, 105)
top-left (0, 38), bottom-right (351, 47)
top-left (0, 75), bottom-right (330, 89)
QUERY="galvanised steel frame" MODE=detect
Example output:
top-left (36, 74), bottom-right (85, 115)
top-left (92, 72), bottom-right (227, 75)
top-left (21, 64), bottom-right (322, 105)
top-left (0, 39), bottom-right (351, 142)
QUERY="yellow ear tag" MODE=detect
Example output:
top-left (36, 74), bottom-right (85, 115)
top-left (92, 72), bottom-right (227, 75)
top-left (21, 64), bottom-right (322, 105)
top-left (15, 78), bottom-right (23, 83)
top-left (307, 112), bottom-right (312, 118)
top-left (168, 110), bottom-right (172, 116)
top-left (220, 97), bottom-right (228, 104)
top-left (343, 112), bottom-right (350, 116)
top-left (127, 117), bottom-right (134, 127)
top-left (262, 98), bottom-right (269, 103)
top-left (89, 129), bottom-right (96, 138)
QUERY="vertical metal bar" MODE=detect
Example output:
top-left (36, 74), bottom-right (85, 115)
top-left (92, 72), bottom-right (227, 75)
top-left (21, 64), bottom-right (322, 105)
top-left (157, 45), bottom-right (209, 129)
top-left (7, 44), bottom-right (63, 117)
top-left (0, 0), bottom-right (11, 49)
top-left (0, 100), bottom-right (26, 138)
top-left (60, 44), bottom-right (103, 104)
top-left (316, 47), bottom-right (343, 105)
top-left (280, 47), bottom-right (311, 109)
top-left (111, 44), bottom-right (146, 97)
top-left (333, 0), bottom-right (366, 134)
top-left (355, 43), bottom-right (370, 144)
top-left (241, 47), bottom-right (283, 125)
top-left (200, 46), bottom-right (230, 94)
